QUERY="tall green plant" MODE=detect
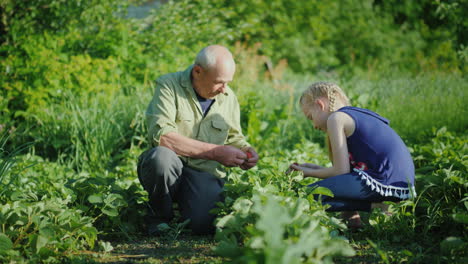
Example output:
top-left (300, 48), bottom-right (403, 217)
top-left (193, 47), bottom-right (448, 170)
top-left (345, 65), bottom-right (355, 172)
top-left (0, 133), bottom-right (33, 196)
top-left (32, 91), bottom-right (146, 171)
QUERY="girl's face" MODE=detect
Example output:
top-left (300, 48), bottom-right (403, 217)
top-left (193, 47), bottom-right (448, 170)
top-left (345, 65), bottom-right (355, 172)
top-left (302, 98), bottom-right (329, 131)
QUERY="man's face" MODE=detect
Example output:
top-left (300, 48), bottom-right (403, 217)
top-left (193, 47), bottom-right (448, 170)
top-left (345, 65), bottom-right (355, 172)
top-left (193, 60), bottom-right (235, 99)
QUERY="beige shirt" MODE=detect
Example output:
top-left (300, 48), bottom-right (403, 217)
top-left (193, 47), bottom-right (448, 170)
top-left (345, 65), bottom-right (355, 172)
top-left (146, 65), bottom-right (250, 177)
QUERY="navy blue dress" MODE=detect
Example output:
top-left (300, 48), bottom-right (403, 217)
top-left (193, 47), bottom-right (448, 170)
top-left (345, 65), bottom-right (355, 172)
top-left (338, 106), bottom-right (416, 199)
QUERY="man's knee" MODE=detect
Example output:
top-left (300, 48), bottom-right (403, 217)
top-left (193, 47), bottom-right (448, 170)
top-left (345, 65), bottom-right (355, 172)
top-left (137, 146), bottom-right (183, 193)
top-left (138, 146), bottom-right (183, 174)
top-left (143, 146), bottom-right (179, 170)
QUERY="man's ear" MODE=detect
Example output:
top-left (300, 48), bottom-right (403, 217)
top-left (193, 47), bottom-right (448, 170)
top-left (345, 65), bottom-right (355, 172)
top-left (193, 65), bottom-right (203, 79)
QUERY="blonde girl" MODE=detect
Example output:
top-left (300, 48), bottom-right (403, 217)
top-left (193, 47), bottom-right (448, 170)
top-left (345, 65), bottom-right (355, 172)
top-left (290, 82), bottom-right (416, 228)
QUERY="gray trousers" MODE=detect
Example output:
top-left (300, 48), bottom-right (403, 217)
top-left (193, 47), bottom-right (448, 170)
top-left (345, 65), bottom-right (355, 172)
top-left (137, 146), bottom-right (224, 235)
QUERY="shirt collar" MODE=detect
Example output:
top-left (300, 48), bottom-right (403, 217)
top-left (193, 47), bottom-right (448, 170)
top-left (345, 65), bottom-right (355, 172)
top-left (180, 65), bottom-right (194, 89)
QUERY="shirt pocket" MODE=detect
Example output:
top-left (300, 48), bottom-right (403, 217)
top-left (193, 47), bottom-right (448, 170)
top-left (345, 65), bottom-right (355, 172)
top-left (209, 119), bottom-right (229, 145)
top-left (175, 112), bottom-right (195, 138)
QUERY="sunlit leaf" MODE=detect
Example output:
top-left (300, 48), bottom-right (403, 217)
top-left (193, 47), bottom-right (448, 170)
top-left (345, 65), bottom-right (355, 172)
top-left (0, 233), bottom-right (13, 253)
top-left (309, 186), bottom-right (334, 197)
top-left (88, 194), bottom-right (103, 204)
top-left (101, 207), bottom-right (118, 217)
top-left (452, 213), bottom-right (468, 224)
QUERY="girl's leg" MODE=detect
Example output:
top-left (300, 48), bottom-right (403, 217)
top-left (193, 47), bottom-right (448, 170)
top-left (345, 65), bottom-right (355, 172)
top-left (340, 211), bottom-right (362, 229)
top-left (308, 173), bottom-right (382, 212)
top-left (322, 198), bottom-right (372, 212)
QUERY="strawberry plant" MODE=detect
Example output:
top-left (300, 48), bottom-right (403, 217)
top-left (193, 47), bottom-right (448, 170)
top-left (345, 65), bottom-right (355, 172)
top-left (215, 191), bottom-right (354, 263)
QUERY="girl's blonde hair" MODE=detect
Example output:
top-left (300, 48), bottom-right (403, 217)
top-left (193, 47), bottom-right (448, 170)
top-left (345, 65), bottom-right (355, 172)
top-left (300, 82), bottom-right (350, 162)
top-left (299, 82), bottom-right (350, 112)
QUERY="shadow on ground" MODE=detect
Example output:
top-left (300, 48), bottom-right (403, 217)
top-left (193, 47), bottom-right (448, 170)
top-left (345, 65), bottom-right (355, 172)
top-left (80, 233), bottom-right (225, 264)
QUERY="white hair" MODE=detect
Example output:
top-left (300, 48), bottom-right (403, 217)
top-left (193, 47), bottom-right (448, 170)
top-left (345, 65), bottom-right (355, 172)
top-left (194, 46), bottom-right (218, 69)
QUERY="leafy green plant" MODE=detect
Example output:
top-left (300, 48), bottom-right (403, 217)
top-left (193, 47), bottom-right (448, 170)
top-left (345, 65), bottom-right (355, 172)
top-left (0, 151), bottom-right (99, 262)
top-left (215, 192), bottom-right (354, 263)
top-left (412, 128), bottom-right (467, 237)
top-left (213, 142), bottom-right (353, 263)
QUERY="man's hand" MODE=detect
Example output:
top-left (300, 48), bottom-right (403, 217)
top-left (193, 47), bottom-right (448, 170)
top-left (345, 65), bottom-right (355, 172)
top-left (213, 145), bottom-right (248, 167)
top-left (239, 147), bottom-right (259, 170)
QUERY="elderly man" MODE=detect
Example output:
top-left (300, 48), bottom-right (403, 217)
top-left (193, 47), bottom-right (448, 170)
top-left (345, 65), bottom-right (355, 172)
top-left (137, 45), bottom-right (259, 235)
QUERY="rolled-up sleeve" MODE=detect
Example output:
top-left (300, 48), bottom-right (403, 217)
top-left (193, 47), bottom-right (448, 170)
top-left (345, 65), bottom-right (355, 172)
top-left (146, 78), bottom-right (178, 146)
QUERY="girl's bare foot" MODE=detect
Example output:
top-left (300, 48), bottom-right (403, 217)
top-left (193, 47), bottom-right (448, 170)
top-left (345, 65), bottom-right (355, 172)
top-left (341, 211), bottom-right (362, 229)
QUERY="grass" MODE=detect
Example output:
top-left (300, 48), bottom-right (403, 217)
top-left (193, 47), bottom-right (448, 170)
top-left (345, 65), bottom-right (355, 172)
top-left (29, 90), bottom-right (147, 171)
top-left (344, 72), bottom-right (468, 142)
top-left (280, 70), bottom-right (468, 143)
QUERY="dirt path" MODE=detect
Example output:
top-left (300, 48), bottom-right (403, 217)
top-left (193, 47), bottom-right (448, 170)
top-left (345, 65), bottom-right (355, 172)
top-left (90, 234), bottom-right (225, 263)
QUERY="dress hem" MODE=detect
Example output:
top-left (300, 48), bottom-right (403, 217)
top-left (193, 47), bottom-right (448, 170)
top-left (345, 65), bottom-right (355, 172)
top-left (354, 168), bottom-right (417, 199)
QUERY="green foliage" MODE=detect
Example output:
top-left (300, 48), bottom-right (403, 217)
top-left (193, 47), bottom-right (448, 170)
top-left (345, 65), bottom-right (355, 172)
top-left (0, 0), bottom-right (467, 262)
top-left (207, 0), bottom-right (465, 74)
top-left (0, 198), bottom-right (98, 262)
top-left (32, 91), bottom-right (146, 170)
top-left (0, 0), bottom-right (125, 45)
top-left (376, 0), bottom-right (467, 49)
top-left (342, 72), bottom-right (468, 142)
top-left (213, 143), bottom-right (354, 263)
top-left (0, 133), bottom-right (32, 188)
top-left (239, 89), bottom-right (323, 153)
top-left (412, 127), bottom-right (467, 236)
top-left (0, 148), bottom-right (98, 262)
top-left (134, 0), bottom-right (244, 74)
top-left (215, 192), bottom-right (354, 263)
top-left (0, 146), bottom-right (146, 262)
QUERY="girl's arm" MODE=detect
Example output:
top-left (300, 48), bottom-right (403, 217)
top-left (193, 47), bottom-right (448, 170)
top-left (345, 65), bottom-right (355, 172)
top-left (292, 112), bottom-right (352, 178)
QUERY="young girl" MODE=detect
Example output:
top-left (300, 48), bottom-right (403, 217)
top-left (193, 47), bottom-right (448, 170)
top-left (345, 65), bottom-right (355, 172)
top-left (289, 82), bottom-right (416, 228)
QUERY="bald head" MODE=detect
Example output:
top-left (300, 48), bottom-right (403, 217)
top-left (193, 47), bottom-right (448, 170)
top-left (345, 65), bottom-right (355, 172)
top-left (195, 45), bottom-right (235, 72)
top-left (192, 45), bottom-right (236, 99)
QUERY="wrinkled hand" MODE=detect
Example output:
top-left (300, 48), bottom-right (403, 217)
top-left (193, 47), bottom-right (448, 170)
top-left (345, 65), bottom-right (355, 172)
top-left (213, 145), bottom-right (248, 167)
top-left (239, 147), bottom-right (259, 170)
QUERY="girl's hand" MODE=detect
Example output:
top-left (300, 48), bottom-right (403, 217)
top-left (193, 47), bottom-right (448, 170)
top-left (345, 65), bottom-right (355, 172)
top-left (286, 162), bottom-right (322, 174)
top-left (286, 163), bottom-right (324, 176)
top-left (285, 162), bottom-right (300, 174)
